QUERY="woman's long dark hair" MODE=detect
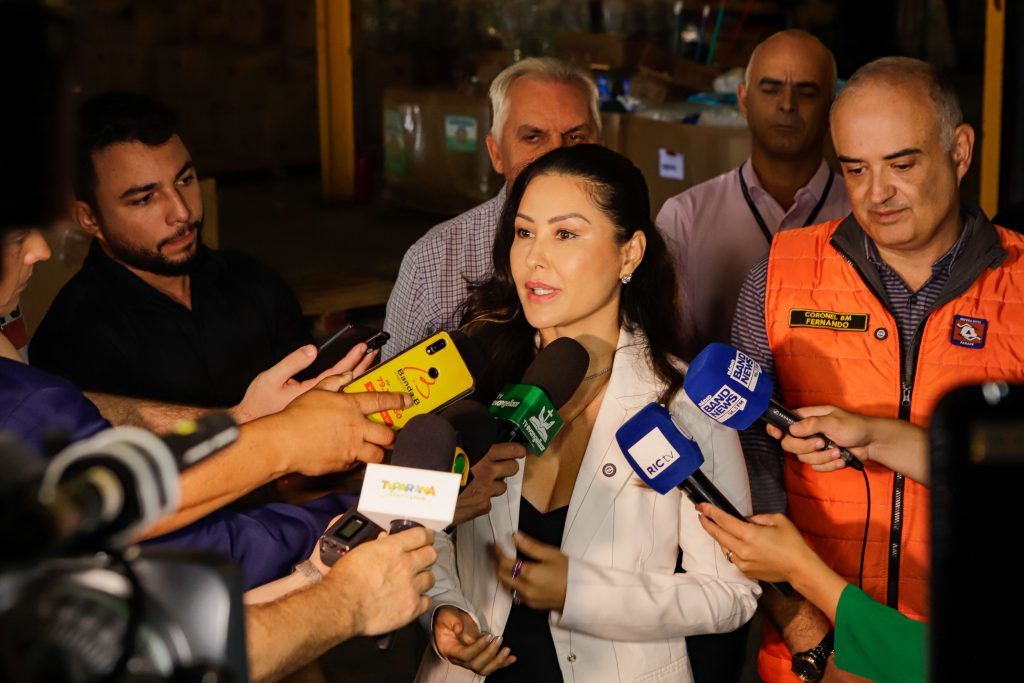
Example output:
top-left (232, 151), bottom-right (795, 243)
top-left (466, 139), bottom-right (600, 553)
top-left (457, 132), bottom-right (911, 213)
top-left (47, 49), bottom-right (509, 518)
top-left (460, 144), bottom-right (690, 403)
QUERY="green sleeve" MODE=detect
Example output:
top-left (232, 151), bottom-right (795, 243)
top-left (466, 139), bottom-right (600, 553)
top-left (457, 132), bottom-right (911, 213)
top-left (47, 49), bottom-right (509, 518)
top-left (833, 584), bottom-right (927, 683)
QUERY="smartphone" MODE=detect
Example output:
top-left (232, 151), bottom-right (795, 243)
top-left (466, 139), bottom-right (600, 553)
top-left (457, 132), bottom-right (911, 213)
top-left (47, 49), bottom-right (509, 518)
top-left (343, 331), bottom-right (474, 429)
top-left (293, 324), bottom-right (390, 382)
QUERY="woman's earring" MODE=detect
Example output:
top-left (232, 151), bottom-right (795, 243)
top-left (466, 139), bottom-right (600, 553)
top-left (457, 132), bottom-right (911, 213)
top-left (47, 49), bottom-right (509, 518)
top-left (620, 273), bottom-right (632, 284)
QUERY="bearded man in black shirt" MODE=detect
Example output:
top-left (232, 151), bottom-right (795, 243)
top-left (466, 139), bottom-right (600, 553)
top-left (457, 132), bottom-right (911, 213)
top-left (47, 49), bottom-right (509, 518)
top-left (32, 92), bottom-right (319, 409)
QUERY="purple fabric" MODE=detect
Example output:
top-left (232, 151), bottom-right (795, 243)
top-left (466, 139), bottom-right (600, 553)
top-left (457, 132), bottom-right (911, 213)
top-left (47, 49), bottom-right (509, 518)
top-left (146, 492), bottom-right (357, 590)
top-left (1, 356), bottom-right (357, 590)
top-left (0, 356), bottom-right (109, 452)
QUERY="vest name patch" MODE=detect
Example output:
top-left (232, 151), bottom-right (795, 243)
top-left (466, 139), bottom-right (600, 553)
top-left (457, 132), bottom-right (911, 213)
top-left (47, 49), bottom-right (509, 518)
top-left (951, 314), bottom-right (988, 349)
top-left (788, 308), bottom-right (869, 332)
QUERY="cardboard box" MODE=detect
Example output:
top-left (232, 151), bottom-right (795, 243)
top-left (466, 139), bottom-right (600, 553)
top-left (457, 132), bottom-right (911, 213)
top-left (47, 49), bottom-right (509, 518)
top-left (622, 115), bottom-right (750, 216)
top-left (557, 32), bottom-right (649, 70)
top-left (600, 112), bottom-right (625, 154)
top-left (636, 44), bottom-right (722, 95)
top-left (381, 87), bottom-right (502, 214)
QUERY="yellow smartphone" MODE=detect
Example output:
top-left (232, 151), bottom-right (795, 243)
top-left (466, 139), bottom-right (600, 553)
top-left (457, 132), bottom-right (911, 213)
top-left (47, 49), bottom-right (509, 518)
top-left (343, 331), bottom-right (474, 428)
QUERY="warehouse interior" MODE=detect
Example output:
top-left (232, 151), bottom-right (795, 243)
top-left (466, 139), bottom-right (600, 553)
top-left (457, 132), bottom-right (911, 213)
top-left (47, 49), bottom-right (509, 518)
top-left (8, 1), bottom-right (1020, 681)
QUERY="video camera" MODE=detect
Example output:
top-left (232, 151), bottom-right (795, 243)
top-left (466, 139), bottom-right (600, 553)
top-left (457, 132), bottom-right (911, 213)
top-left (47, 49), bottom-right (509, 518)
top-left (0, 415), bottom-right (250, 683)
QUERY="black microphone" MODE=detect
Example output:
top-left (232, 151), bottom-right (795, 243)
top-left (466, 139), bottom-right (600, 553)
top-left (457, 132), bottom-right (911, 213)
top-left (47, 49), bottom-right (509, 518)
top-left (386, 414), bottom-right (460, 532)
top-left (319, 407), bottom-right (493, 568)
top-left (320, 414), bottom-right (462, 568)
top-left (440, 399), bottom-right (499, 487)
top-left (488, 337), bottom-right (590, 454)
top-left (684, 343), bottom-right (864, 471)
top-left (374, 414), bottom-right (459, 651)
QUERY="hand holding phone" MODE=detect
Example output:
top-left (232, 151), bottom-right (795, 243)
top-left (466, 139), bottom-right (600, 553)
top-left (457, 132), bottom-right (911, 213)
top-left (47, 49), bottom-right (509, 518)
top-left (343, 332), bottom-right (474, 429)
top-left (293, 324), bottom-right (390, 382)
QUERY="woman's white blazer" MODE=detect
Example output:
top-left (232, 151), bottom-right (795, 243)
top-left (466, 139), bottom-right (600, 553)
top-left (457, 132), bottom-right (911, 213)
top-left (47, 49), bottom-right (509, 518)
top-left (415, 328), bottom-right (760, 683)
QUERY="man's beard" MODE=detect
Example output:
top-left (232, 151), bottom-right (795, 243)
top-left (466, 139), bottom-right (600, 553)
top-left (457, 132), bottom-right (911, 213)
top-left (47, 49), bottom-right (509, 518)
top-left (100, 218), bottom-right (204, 276)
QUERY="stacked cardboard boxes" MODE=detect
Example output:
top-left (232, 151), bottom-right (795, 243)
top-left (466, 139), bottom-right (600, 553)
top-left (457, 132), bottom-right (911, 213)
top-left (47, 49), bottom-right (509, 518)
top-left (380, 87), bottom-right (502, 215)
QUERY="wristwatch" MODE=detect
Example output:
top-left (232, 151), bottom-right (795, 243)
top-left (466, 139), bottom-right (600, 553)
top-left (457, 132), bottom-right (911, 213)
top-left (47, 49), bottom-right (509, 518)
top-left (791, 630), bottom-right (834, 682)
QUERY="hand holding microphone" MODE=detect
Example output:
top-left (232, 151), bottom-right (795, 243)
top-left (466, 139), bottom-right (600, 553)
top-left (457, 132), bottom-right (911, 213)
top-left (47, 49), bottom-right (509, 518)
top-left (683, 343), bottom-right (864, 472)
top-left (616, 403), bottom-right (791, 595)
top-left (488, 336), bottom-right (590, 453)
top-left (322, 524), bottom-right (438, 639)
top-left (695, 504), bottom-right (833, 588)
top-left (441, 338), bottom-right (589, 526)
top-left (765, 405), bottom-right (875, 473)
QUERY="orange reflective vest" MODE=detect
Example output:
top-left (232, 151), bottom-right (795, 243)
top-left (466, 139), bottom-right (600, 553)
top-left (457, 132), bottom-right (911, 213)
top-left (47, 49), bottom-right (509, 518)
top-left (758, 214), bottom-right (1024, 682)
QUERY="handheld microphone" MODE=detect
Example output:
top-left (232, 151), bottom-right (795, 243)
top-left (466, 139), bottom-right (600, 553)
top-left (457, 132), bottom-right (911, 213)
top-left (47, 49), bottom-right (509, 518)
top-left (377, 414), bottom-right (461, 532)
top-left (363, 414), bottom-right (461, 651)
top-left (616, 403), bottom-right (791, 594)
top-left (683, 344), bottom-right (864, 471)
top-left (439, 399), bottom-right (499, 487)
top-left (321, 414), bottom-right (465, 567)
top-left (317, 415), bottom-right (462, 650)
top-left (488, 337), bottom-right (589, 454)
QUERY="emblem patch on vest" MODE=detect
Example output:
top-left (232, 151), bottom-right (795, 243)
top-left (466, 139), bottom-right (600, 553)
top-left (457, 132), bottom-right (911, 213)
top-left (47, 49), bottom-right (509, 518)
top-left (951, 315), bottom-right (988, 349)
top-left (788, 309), bottom-right (869, 332)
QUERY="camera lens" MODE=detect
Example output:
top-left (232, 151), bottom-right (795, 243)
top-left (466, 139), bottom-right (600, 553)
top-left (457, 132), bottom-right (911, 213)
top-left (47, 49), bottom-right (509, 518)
top-left (425, 339), bottom-right (447, 355)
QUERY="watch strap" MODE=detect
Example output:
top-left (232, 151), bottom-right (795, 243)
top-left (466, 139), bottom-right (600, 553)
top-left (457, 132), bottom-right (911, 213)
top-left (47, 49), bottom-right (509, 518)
top-left (792, 629), bottom-right (835, 682)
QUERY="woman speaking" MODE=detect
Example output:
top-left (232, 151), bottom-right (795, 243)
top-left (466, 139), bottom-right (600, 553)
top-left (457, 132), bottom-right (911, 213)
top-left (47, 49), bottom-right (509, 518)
top-left (416, 145), bottom-right (759, 683)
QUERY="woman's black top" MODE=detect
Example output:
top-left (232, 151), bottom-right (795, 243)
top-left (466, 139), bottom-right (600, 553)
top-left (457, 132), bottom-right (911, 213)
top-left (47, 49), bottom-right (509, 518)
top-left (487, 498), bottom-right (568, 683)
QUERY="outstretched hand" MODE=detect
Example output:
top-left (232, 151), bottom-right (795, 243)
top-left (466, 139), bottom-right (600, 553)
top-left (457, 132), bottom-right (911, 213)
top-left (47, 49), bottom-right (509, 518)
top-left (233, 342), bottom-right (378, 423)
top-left (433, 606), bottom-right (516, 676)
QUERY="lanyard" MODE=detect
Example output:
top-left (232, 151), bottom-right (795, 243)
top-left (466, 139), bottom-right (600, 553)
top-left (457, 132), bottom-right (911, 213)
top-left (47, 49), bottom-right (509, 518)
top-left (737, 165), bottom-right (836, 245)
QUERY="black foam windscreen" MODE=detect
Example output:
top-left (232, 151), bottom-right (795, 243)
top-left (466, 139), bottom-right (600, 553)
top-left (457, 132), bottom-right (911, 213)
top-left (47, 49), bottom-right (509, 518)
top-left (439, 400), bottom-right (498, 465)
top-left (389, 414), bottom-right (458, 472)
top-left (450, 330), bottom-right (485, 379)
top-left (521, 337), bottom-right (590, 409)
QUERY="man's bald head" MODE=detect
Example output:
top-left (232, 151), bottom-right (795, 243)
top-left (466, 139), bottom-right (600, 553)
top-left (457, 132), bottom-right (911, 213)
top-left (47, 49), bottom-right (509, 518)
top-left (832, 57), bottom-right (963, 150)
top-left (744, 30), bottom-right (837, 97)
top-left (738, 29), bottom-right (837, 162)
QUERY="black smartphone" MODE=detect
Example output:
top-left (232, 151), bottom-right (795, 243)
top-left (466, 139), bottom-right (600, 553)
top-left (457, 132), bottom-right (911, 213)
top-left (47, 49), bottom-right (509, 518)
top-left (293, 324), bottom-right (390, 382)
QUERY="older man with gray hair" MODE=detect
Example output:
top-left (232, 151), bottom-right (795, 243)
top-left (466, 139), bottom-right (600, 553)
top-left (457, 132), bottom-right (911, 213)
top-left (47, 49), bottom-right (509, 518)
top-left (383, 57), bottom-right (601, 355)
top-left (729, 56), bottom-right (1024, 683)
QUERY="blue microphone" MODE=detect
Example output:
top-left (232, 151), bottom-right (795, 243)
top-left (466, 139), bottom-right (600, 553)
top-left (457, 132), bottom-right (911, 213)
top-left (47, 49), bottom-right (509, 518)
top-left (616, 402), bottom-right (792, 594)
top-left (616, 403), bottom-right (744, 517)
top-left (684, 344), bottom-right (864, 471)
